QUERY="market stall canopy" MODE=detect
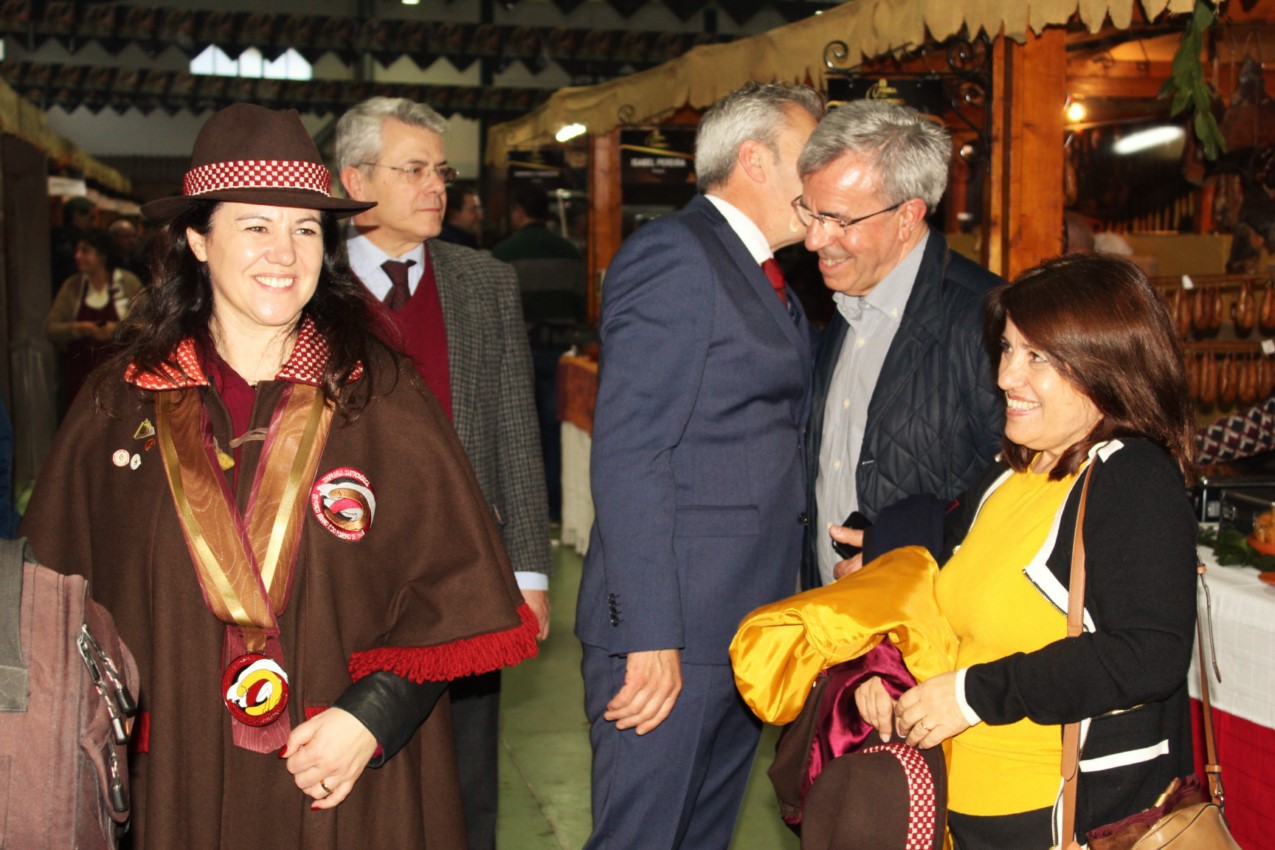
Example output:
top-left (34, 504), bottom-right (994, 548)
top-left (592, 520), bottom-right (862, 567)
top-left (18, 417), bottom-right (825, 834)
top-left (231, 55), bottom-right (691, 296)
top-left (486, 0), bottom-right (1195, 166)
top-left (0, 78), bottom-right (129, 193)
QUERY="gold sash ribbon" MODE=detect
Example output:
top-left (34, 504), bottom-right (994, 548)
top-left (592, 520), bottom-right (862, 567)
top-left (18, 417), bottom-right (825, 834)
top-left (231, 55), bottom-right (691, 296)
top-left (156, 383), bottom-right (333, 752)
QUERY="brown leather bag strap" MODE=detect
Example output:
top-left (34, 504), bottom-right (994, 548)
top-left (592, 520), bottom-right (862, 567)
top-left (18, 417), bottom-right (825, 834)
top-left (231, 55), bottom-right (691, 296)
top-left (1196, 563), bottom-right (1225, 807)
top-left (1061, 470), bottom-right (1227, 849)
top-left (1060, 464), bottom-right (1096, 849)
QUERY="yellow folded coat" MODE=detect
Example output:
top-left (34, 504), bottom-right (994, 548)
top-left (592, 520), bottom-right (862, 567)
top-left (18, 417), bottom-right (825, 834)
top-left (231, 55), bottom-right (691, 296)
top-left (729, 546), bottom-right (959, 725)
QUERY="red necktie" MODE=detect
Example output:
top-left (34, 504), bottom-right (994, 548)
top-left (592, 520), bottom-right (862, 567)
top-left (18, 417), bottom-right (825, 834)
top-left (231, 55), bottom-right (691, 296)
top-left (761, 258), bottom-right (788, 306)
top-left (381, 259), bottom-right (416, 312)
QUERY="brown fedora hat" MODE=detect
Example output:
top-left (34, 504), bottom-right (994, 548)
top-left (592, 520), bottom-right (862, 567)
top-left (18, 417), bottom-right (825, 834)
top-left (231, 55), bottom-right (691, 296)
top-left (800, 729), bottom-right (947, 850)
top-left (141, 103), bottom-right (374, 221)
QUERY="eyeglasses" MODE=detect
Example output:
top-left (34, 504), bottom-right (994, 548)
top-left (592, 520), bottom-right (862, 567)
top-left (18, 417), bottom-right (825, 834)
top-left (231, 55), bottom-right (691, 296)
top-left (791, 196), bottom-right (904, 236)
top-left (359, 162), bottom-right (458, 186)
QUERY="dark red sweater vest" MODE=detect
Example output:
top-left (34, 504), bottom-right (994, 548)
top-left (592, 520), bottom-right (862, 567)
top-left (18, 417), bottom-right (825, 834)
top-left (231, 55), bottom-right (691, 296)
top-left (379, 254), bottom-right (453, 421)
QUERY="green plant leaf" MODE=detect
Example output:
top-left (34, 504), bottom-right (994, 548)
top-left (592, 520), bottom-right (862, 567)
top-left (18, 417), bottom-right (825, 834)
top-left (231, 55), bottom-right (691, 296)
top-left (1161, 0), bottom-right (1222, 161)
top-left (1193, 0), bottom-right (1216, 30)
top-left (1198, 525), bottom-right (1275, 571)
top-left (1171, 87), bottom-right (1191, 115)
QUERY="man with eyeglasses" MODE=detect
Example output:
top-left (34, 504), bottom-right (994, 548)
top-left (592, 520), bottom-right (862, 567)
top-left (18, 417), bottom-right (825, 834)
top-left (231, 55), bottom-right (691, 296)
top-left (576, 82), bottom-right (821, 850)
top-left (796, 100), bottom-right (1004, 590)
top-left (335, 97), bottom-right (551, 850)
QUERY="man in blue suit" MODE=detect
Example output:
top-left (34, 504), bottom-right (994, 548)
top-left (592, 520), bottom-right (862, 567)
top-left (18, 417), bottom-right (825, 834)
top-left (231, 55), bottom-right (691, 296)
top-left (575, 82), bottom-right (822, 850)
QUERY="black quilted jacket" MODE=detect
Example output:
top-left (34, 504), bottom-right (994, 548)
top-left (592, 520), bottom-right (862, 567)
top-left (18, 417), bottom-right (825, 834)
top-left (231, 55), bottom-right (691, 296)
top-left (801, 229), bottom-right (1004, 589)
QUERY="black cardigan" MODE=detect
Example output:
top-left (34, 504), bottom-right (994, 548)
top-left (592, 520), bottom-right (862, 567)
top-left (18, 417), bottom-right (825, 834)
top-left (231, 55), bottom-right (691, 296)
top-left (873, 438), bottom-right (1198, 837)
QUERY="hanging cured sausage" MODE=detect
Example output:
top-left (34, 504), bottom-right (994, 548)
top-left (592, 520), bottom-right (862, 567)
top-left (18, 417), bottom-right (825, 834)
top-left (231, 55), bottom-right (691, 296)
top-left (1175, 288), bottom-right (1193, 338)
top-left (1239, 355), bottom-right (1260, 404)
top-left (1261, 282), bottom-right (1275, 336)
top-left (1207, 287), bottom-right (1223, 337)
top-left (1200, 352), bottom-right (1218, 410)
top-left (1235, 281), bottom-right (1255, 337)
top-left (1219, 355), bottom-right (1239, 408)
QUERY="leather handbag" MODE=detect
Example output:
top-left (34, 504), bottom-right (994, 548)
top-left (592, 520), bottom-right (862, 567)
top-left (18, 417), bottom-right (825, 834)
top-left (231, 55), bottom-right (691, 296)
top-left (0, 537), bottom-right (139, 849)
top-left (1059, 469), bottom-right (1240, 850)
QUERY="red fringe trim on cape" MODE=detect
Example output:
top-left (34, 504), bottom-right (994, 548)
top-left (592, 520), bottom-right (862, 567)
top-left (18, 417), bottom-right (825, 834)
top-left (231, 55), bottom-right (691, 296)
top-left (348, 603), bottom-right (540, 683)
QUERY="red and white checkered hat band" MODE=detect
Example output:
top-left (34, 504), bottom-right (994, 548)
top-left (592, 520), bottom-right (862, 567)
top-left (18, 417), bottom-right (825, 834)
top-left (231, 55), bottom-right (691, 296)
top-left (182, 159), bottom-right (332, 198)
top-left (862, 743), bottom-right (938, 850)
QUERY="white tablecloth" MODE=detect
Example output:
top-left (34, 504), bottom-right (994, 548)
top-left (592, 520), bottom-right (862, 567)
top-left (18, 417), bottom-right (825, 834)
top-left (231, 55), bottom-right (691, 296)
top-left (560, 421), bottom-right (593, 555)
top-left (1190, 543), bottom-right (1275, 849)
top-left (1192, 546), bottom-right (1275, 729)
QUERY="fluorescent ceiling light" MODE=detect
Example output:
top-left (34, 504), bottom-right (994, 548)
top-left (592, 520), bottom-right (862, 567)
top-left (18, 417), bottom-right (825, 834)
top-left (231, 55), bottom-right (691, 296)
top-left (556, 123), bottom-right (587, 142)
top-left (1113, 125), bottom-right (1185, 155)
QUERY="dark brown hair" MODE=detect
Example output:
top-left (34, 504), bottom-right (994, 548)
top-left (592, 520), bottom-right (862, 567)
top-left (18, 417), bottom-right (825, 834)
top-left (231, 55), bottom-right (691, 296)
top-left (75, 228), bottom-right (115, 273)
top-left (984, 253), bottom-right (1194, 481)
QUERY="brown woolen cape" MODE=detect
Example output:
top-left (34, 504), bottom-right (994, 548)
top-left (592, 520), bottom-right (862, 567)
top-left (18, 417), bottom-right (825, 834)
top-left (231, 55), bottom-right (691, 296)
top-left (20, 346), bottom-right (537, 849)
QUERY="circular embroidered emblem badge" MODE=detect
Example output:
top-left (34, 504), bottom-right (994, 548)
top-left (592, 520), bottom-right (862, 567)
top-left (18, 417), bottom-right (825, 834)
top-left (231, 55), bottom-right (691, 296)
top-left (222, 653), bottom-right (290, 727)
top-left (310, 467), bottom-right (376, 541)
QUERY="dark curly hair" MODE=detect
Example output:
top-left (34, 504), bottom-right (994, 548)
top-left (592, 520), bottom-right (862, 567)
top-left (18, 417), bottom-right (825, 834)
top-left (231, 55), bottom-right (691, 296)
top-left (101, 200), bottom-right (392, 417)
top-left (984, 253), bottom-right (1194, 482)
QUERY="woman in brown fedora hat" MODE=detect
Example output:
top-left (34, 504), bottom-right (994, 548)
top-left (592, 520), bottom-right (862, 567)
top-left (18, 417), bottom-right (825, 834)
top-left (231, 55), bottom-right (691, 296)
top-left (21, 103), bottom-right (538, 849)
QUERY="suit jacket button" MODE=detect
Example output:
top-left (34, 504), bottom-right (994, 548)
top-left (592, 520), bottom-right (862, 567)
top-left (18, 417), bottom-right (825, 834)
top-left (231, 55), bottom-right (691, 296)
top-left (797, 512), bottom-right (809, 525)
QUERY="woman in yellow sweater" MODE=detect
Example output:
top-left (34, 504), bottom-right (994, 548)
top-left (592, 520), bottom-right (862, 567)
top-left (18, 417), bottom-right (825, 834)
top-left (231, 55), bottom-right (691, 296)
top-left (856, 253), bottom-right (1197, 848)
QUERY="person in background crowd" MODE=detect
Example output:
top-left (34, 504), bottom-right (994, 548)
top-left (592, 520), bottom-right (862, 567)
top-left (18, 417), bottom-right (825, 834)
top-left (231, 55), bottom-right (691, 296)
top-left (439, 183), bottom-right (483, 249)
top-left (108, 217), bottom-right (150, 281)
top-left (21, 103), bottom-right (537, 849)
top-left (491, 188), bottom-right (581, 263)
top-left (576, 81), bottom-right (821, 850)
top-left (856, 253), bottom-right (1197, 848)
top-left (336, 96), bottom-right (552, 850)
top-left (798, 100), bottom-right (1004, 589)
top-left (492, 185), bottom-right (589, 523)
top-left (43, 227), bottom-right (142, 414)
top-left (49, 195), bottom-right (94, 294)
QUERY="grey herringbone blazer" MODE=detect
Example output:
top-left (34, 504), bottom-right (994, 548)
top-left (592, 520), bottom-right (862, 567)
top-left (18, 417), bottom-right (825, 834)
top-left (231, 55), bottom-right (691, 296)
top-left (427, 239), bottom-right (551, 578)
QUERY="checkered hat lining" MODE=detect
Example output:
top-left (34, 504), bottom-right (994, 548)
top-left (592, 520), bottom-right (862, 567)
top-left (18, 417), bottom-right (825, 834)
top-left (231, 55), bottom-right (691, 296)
top-left (183, 160), bottom-right (332, 198)
top-left (862, 743), bottom-right (938, 850)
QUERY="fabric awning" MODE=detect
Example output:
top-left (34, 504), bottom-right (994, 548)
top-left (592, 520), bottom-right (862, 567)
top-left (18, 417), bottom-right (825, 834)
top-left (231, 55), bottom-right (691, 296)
top-left (486, 0), bottom-right (1195, 165)
top-left (0, 79), bottom-right (130, 194)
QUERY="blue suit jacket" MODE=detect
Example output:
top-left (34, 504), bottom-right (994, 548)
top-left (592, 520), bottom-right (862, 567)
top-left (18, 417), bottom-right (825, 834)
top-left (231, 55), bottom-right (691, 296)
top-left (575, 195), bottom-right (812, 665)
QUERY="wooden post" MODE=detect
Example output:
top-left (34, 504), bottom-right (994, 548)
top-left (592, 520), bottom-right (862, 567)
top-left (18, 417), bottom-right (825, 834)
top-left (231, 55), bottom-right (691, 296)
top-left (985, 27), bottom-right (1067, 279)
top-left (1197, 183), bottom-right (1215, 234)
top-left (947, 131), bottom-right (975, 235)
top-left (587, 129), bottom-right (622, 324)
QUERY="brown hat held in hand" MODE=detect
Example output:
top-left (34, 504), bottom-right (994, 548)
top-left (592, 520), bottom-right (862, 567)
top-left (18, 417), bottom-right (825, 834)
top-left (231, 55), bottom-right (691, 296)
top-left (800, 728), bottom-right (948, 850)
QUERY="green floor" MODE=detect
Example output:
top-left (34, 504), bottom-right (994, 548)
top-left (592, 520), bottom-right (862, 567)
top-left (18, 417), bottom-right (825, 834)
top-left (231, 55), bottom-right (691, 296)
top-left (496, 535), bottom-right (800, 850)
